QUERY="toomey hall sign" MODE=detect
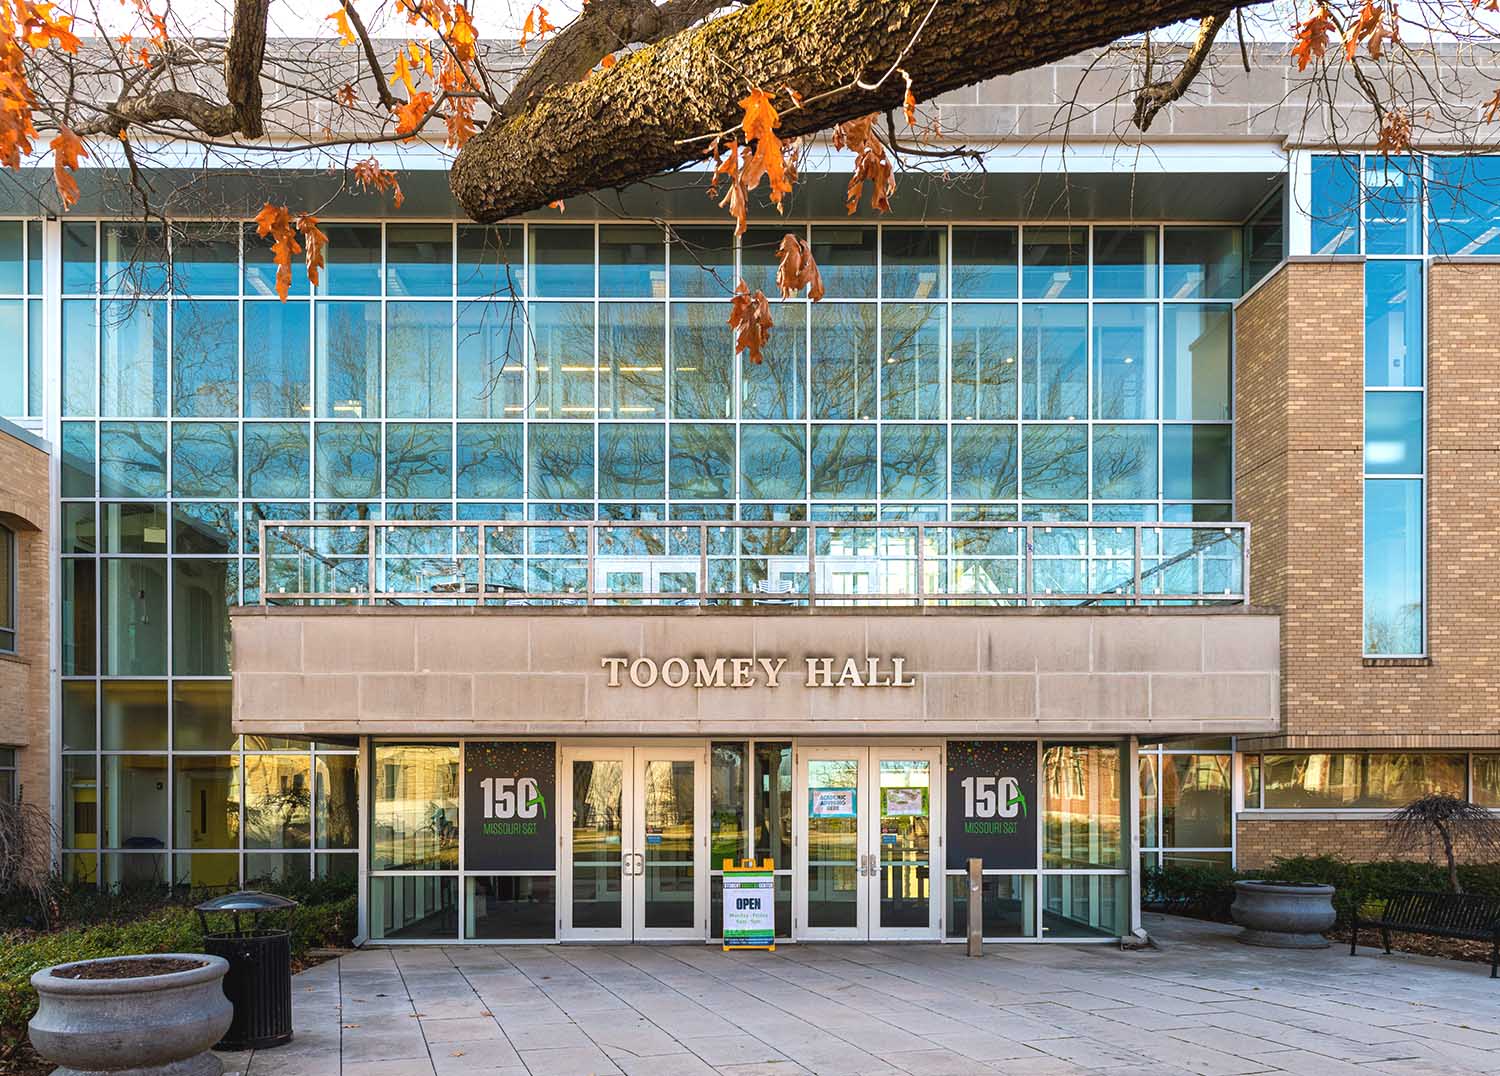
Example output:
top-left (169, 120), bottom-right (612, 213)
top-left (601, 654), bottom-right (917, 689)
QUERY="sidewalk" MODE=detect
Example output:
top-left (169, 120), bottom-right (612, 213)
top-left (222, 914), bottom-right (1500, 1076)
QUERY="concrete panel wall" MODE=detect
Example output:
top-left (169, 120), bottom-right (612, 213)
top-left (231, 608), bottom-right (1280, 739)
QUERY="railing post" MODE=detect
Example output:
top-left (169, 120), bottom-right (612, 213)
top-left (366, 521), bottom-right (376, 606)
top-left (699, 523), bottom-right (709, 607)
top-left (1133, 524), bottom-right (1143, 606)
top-left (477, 523), bottom-right (486, 607)
top-left (585, 523), bottom-right (596, 606)
top-left (967, 858), bottom-right (983, 957)
top-left (258, 521), bottom-right (267, 606)
top-left (1023, 523), bottom-right (1034, 607)
top-left (807, 522), bottom-right (817, 609)
top-left (916, 523), bottom-right (926, 607)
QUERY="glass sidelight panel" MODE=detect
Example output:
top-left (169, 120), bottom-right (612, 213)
top-left (877, 758), bottom-right (931, 929)
top-left (641, 758), bottom-right (696, 928)
top-left (571, 758), bottom-right (625, 928)
top-left (806, 756), bottom-right (860, 928)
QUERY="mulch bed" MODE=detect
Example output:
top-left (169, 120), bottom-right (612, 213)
top-left (51, 957), bottom-right (208, 980)
top-left (1332, 925), bottom-right (1498, 967)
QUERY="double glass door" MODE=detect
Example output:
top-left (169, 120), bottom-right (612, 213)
top-left (795, 745), bottom-right (942, 940)
top-left (560, 745), bottom-right (707, 940)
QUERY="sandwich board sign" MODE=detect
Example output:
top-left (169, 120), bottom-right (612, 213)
top-left (721, 858), bottom-right (776, 951)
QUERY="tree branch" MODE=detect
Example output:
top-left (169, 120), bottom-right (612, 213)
top-left (224, 0), bottom-right (270, 138)
top-left (339, 0), bottom-right (398, 111)
top-left (1132, 10), bottom-right (1230, 133)
top-left (451, 0), bottom-right (1249, 222)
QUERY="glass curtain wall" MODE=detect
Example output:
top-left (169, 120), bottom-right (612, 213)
top-left (0, 220), bottom-right (44, 419)
top-left (1137, 738), bottom-right (1234, 873)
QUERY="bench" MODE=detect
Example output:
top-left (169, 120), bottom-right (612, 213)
top-left (1350, 888), bottom-right (1500, 978)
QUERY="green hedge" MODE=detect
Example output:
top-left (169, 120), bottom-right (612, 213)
top-left (0, 894), bottom-right (356, 1054)
top-left (1143, 857), bottom-right (1500, 928)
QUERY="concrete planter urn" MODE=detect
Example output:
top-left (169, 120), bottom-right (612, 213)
top-left (29, 954), bottom-right (233, 1076)
top-left (1231, 880), bottom-right (1337, 948)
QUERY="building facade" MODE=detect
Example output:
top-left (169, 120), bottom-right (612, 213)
top-left (3, 44), bottom-right (1498, 944)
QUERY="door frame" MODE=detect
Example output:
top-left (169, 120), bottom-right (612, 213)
top-left (557, 742), bottom-right (708, 942)
top-left (792, 742), bottom-right (945, 941)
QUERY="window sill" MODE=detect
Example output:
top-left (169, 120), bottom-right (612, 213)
top-left (1239, 808), bottom-right (1500, 821)
top-left (1362, 656), bottom-right (1431, 667)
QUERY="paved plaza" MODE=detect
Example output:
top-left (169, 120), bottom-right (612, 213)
top-left (226, 915), bottom-right (1500, 1076)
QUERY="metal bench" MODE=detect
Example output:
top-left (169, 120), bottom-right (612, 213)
top-left (1350, 888), bottom-right (1500, 977)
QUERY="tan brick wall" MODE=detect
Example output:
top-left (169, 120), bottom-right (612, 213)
top-left (1237, 817), bottom-right (1447, 869)
top-left (1232, 260), bottom-right (1500, 750)
top-left (0, 425), bottom-right (50, 839)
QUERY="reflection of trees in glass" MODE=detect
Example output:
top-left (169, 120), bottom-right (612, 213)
top-left (670, 304), bottom-right (732, 419)
top-left (530, 301), bottom-right (595, 417)
top-left (242, 757), bottom-right (311, 849)
top-left (456, 424), bottom-right (524, 498)
top-left (101, 300), bottom-right (167, 417)
top-left (882, 229), bottom-right (945, 300)
top-left (171, 422), bottom-right (237, 498)
top-left (1365, 605), bottom-right (1423, 656)
top-left (951, 425), bottom-right (1017, 500)
top-left (1091, 425), bottom-right (1156, 501)
top-left (740, 424), bottom-right (806, 499)
top-left (600, 303), bottom-right (665, 417)
top-left (528, 424), bottom-right (594, 499)
top-left (951, 228), bottom-right (1019, 299)
top-left (171, 300), bottom-right (237, 416)
top-left (457, 301), bottom-right (525, 419)
top-left (742, 303), bottom-right (805, 419)
top-left (385, 423), bottom-right (452, 498)
top-left (316, 756), bottom-right (358, 850)
top-left (952, 304), bottom-right (1017, 420)
top-left (244, 302), bottom-right (311, 418)
top-left (315, 422), bottom-right (381, 498)
top-left (881, 425), bottom-right (946, 500)
top-left (1092, 305), bottom-right (1156, 420)
top-left (598, 423), bottom-right (665, 498)
top-left (669, 424), bottom-right (733, 498)
top-left (386, 303), bottom-right (453, 418)
top-left (99, 421), bottom-right (166, 497)
top-left (1022, 305), bottom-right (1086, 419)
top-left (881, 304), bottom-right (945, 420)
top-left (1021, 423), bottom-right (1087, 500)
top-left (242, 423), bottom-right (309, 499)
top-left (315, 302), bottom-right (380, 418)
top-left (811, 424), bottom-right (876, 499)
top-left (810, 303), bottom-right (877, 419)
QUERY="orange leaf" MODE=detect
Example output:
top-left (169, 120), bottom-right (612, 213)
top-left (396, 91), bottom-right (434, 137)
top-left (49, 126), bottom-right (86, 209)
top-left (1486, 87), bottom-right (1500, 123)
top-left (298, 215), bottom-right (329, 290)
top-left (599, 53), bottom-right (615, 69)
top-left (336, 83), bottom-right (357, 108)
top-left (327, 8), bottom-right (357, 46)
top-left (833, 114), bottom-right (895, 215)
top-left (728, 279), bottom-right (773, 365)
top-left (254, 203), bottom-right (300, 301)
top-left (901, 70), bottom-right (917, 128)
top-left (738, 87), bottom-right (792, 209)
top-left (775, 233), bottom-right (824, 301)
top-left (549, 199), bottom-right (566, 211)
top-left (519, 5), bottom-right (555, 49)
top-left (389, 49), bottom-right (415, 95)
top-left (1292, 5), bottom-right (1336, 71)
top-left (352, 157), bottom-right (404, 208)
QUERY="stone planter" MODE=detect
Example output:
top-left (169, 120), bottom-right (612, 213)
top-left (29, 954), bottom-right (233, 1076)
top-left (1231, 880), bottom-right (1337, 949)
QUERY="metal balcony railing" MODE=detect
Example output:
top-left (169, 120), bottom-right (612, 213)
top-left (254, 520), bottom-right (1249, 608)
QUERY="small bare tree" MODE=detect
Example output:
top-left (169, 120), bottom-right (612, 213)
top-left (0, 796), bottom-right (58, 927)
top-left (1388, 794), bottom-right (1500, 895)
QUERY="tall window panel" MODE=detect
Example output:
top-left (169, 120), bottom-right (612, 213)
top-left (0, 220), bottom-right (45, 419)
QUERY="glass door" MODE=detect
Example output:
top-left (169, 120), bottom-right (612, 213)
top-left (560, 746), bottom-right (633, 940)
top-left (560, 745), bottom-right (707, 941)
top-left (870, 747), bottom-right (941, 940)
top-left (796, 747), bottom-right (867, 939)
top-left (633, 746), bottom-right (708, 940)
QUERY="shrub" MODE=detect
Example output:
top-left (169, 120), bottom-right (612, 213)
top-left (0, 893), bottom-right (356, 1054)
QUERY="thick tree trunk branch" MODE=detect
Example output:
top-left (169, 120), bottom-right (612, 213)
top-left (1132, 10), bottom-right (1229, 132)
top-left (224, 0), bottom-right (270, 138)
top-left (73, 90), bottom-right (240, 138)
top-left (452, 0), bottom-right (1249, 222)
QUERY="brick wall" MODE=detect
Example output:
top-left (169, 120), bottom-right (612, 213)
top-left (1237, 817), bottom-right (1449, 869)
top-left (0, 424), bottom-right (50, 848)
top-left (1232, 260), bottom-right (1500, 750)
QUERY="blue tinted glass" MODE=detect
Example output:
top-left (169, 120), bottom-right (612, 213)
top-left (244, 501), bottom-right (314, 552)
top-left (1364, 156), bottom-right (1422, 255)
top-left (174, 502), bottom-right (237, 554)
top-left (386, 302), bottom-right (453, 418)
top-left (101, 223), bottom-right (169, 293)
top-left (172, 224), bottom-right (238, 295)
top-left (318, 225), bottom-right (382, 295)
top-left (457, 301), bottom-right (525, 419)
top-left (880, 304), bottom-right (945, 420)
top-left (172, 422), bottom-right (239, 497)
top-left (809, 226), bottom-right (876, 299)
top-left (599, 225), bottom-right (664, 297)
top-left (457, 224), bottom-right (523, 297)
top-left (1162, 305), bottom-right (1231, 420)
top-left (27, 300), bottom-right (40, 415)
top-left (1364, 260), bottom-right (1422, 387)
top-left (530, 227), bottom-right (593, 297)
top-left (385, 423), bottom-right (452, 498)
top-left (810, 303), bottom-right (877, 420)
top-left (881, 425), bottom-right (946, 500)
top-left (240, 425), bottom-right (308, 499)
top-left (1021, 423), bottom-right (1086, 500)
top-left (598, 423), bottom-right (665, 499)
top-left (668, 226), bottom-right (734, 298)
top-left (1022, 228), bottom-right (1086, 299)
top-left (1364, 392), bottom-right (1422, 475)
top-left (61, 421), bottom-right (96, 497)
top-left (1163, 228), bottom-right (1242, 300)
top-left (951, 424), bottom-right (1017, 499)
top-left (1429, 156), bottom-right (1500, 256)
top-left (740, 424), bottom-right (806, 499)
top-left (529, 424), bottom-right (594, 499)
top-left (600, 302), bottom-right (666, 419)
top-left (456, 424), bottom-right (523, 498)
top-left (882, 228), bottom-right (945, 299)
top-left (0, 300), bottom-right (20, 415)
top-left (316, 301), bottom-right (381, 419)
top-left (951, 304), bottom-right (1016, 421)
top-left (244, 224), bottom-right (308, 297)
top-left (1092, 228), bottom-right (1157, 299)
top-left (0, 221), bottom-right (21, 293)
top-left (810, 424), bottom-right (876, 499)
top-left (244, 301), bottom-right (310, 417)
top-left (952, 227), bottom-right (1017, 299)
top-left (62, 300), bottom-right (96, 416)
top-left (742, 304), bottom-right (805, 420)
top-left (1092, 304), bottom-right (1157, 420)
top-left (63, 222), bottom-right (96, 294)
top-left (100, 300), bottom-right (167, 417)
top-left (99, 421), bottom-right (167, 497)
top-left (1310, 155), bottom-right (1360, 255)
top-left (1364, 478), bottom-right (1422, 654)
top-left (670, 303), bottom-right (732, 419)
top-left (669, 424), bottom-right (733, 499)
top-left (1092, 425), bottom-right (1158, 500)
top-left (172, 300), bottom-right (237, 416)
top-left (1022, 304), bottom-right (1086, 420)
top-left (315, 422), bottom-right (381, 498)
top-left (531, 301), bottom-right (595, 418)
top-left (26, 221), bottom-right (40, 293)
top-left (386, 224), bottom-right (452, 296)
top-left (1092, 503), bottom-right (1156, 522)
top-left (1162, 424), bottom-right (1231, 499)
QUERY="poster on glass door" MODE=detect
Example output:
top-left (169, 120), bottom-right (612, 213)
top-left (464, 742), bottom-right (556, 872)
top-left (946, 741), bottom-right (1037, 870)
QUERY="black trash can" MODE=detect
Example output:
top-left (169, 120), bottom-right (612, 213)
top-left (196, 891), bottom-right (299, 1050)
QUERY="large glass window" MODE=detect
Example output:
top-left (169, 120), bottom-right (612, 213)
top-left (1043, 743), bottom-right (1124, 869)
top-left (1261, 753), bottom-right (1464, 808)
